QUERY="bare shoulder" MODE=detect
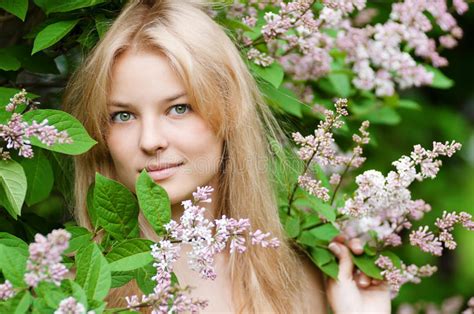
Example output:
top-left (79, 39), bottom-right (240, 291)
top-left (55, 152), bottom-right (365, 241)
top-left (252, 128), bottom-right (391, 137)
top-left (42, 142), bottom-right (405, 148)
top-left (300, 253), bottom-right (328, 314)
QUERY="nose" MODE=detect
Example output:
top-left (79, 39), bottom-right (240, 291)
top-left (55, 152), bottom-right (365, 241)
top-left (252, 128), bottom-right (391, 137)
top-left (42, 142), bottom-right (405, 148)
top-left (139, 116), bottom-right (169, 154)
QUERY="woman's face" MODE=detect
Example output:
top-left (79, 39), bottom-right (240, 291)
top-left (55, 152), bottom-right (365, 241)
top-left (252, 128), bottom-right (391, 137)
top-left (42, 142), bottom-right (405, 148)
top-left (106, 49), bottom-right (223, 205)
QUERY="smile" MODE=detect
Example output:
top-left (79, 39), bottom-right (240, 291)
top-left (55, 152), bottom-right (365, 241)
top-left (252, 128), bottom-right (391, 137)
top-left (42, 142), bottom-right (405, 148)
top-left (145, 162), bottom-right (184, 181)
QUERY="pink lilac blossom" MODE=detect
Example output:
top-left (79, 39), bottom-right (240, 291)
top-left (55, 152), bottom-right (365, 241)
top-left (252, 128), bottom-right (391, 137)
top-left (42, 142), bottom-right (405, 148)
top-left (24, 229), bottom-right (70, 288)
top-left (298, 174), bottom-right (330, 201)
top-left (338, 141), bottom-right (462, 247)
top-left (54, 297), bottom-right (90, 314)
top-left (375, 255), bottom-right (437, 294)
top-left (409, 211), bottom-right (474, 254)
top-left (0, 280), bottom-right (15, 301)
top-left (247, 48), bottom-right (275, 67)
top-left (0, 113), bottom-right (72, 159)
top-left (463, 297), bottom-right (474, 314)
top-left (5, 89), bottom-right (27, 112)
top-left (126, 186), bottom-right (279, 312)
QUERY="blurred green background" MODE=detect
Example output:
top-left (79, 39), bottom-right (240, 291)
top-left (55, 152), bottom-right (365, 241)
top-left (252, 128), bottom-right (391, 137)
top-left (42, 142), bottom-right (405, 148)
top-left (0, 1), bottom-right (473, 311)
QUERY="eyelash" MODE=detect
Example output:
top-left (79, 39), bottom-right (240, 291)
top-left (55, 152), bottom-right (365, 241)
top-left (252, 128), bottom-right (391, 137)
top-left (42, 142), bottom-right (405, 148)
top-left (110, 104), bottom-right (192, 123)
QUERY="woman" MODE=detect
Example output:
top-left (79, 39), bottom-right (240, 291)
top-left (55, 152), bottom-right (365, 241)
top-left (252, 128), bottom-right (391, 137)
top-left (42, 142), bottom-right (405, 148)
top-left (63, 0), bottom-right (390, 312)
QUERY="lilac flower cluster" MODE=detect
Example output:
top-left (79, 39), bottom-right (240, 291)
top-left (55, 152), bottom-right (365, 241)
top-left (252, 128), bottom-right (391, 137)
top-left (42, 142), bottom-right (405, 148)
top-left (229, 0), bottom-right (469, 98)
top-left (410, 211), bottom-right (474, 255)
top-left (1, 90), bottom-right (73, 159)
top-left (24, 229), bottom-right (71, 288)
top-left (125, 186), bottom-right (279, 313)
top-left (292, 99), bottom-right (370, 201)
top-left (5, 88), bottom-right (27, 112)
top-left (375, 255), bottom-right (437, 294)
top-left (54, 297), bottom-right (90, 314)
top-left (338, 141), bottom-right (462, 246)
top-left (0, 280), bottom-right (15, 301)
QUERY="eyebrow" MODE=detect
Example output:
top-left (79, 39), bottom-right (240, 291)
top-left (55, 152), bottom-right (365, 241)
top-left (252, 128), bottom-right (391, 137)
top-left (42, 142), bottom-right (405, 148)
top-left (107, 91), bottom-right (188, 108)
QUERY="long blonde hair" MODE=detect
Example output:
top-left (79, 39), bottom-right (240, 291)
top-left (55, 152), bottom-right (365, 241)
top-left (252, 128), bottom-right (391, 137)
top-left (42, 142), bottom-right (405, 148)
top-left (63, 0), bottom-right (315, 312)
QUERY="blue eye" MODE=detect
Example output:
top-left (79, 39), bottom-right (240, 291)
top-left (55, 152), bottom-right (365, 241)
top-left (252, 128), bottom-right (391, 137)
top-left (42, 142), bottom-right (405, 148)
top-left (169, 104), bottom-right (191, 115)
top-left (111, 111), bottom-right (135, 123)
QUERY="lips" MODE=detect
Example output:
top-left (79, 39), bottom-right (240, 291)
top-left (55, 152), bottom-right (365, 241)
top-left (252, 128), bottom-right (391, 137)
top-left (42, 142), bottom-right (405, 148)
top-left (143, 162), bottom-right (184, 181)
top-left (146, 162), bottom-right (184, 172)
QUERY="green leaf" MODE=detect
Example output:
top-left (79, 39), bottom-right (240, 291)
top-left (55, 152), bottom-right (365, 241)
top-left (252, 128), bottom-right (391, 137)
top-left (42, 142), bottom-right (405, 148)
top-left (15, 290), bottom-right (33, 314)
top-left (284, 216), bottom-right (300, 238)
top-left (351, 253), bottom-right (383, 280)
top-left (363, 244), bottom-right (377, 256)
top-left (32, 20), bottom-right (80, 55)
top-left (75, 242), bottom-right (111, 301)
top-left (398, 99), bottom-right (421, 110)
top-left (136, 170), bottom-right (171, 236)
top-left (327, 73), bottom-right (351, 97)
top-left (300, 214), bottom-right (321, 229)
top-left (135, 262), bottom-right (156, 295)
top-left (310, 247), bottom-right (333, 266)
top-left (87, 183), bottom-right (98, 228)
top-left (34, 0), bottom-right (106, 14)
top-left (319, 260), bottom-right (339, 279)
top-left (62, 279), bottom-right (88, 310)
top-left (34, 282), bottom-right (66, 309)
top-left (425, 65), bottom-right (454, 89)
top-left (0, 0), bottom-right (28, 21)
top-left (0, 232), bottom-right (29, 253)
top-left (250, 61), bottom-right (284, 88)
top-left (106, 239), bottom-right (154, 272)
top-left (312, 199), bottom-right (336, 222)
top-left (22, 109), bottom-right (97, 155)
top-left (20, 150), bottom-right (54, 206)
top-left (94, 14), bottom-right (110, 39)
top-left (362, 106), bottom-right (401, 125)
top-left (3, 45), bottom-right (59, 74)
top-left (64, 226), bottom-right (92, 254)
top-left (94, 173), bottom-right (139, 240)
top-left (259, 81), bottom-right (303, 118)
top-left (309, 223), bottom-right (339, 242)
top-left (31, 298), bottom-right (53, 314)
top-left (0, 49), bottom-right (21, 71)
top-left (0, 290), bottom-right (33, 314)
top-left (111, 271), bottom-right (135, 288)
top-left (0, 159), bottom-right (27, 219)
top-left (0, 244), bottom-right (27, 287)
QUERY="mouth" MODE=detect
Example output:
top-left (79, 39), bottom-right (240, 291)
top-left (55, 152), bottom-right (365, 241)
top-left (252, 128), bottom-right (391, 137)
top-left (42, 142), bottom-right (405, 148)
top-left (143, 162), bottom-right (184, 181)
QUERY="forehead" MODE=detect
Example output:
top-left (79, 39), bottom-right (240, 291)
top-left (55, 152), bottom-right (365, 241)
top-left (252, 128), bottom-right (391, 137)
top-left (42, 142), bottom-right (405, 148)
top-left (108, 49), bottom-right (187, 104)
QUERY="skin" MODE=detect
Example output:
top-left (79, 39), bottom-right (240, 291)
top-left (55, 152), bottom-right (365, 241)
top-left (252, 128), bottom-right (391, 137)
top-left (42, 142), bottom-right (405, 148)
top-left (105, 49), bottom-right (390, 313)
top-left (106, 49), bottom-right (223, 220)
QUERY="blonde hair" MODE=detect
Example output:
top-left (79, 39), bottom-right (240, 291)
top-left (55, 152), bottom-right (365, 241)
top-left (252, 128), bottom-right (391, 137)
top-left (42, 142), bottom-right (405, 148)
top-left (62, 0), bottom-right (316, 312)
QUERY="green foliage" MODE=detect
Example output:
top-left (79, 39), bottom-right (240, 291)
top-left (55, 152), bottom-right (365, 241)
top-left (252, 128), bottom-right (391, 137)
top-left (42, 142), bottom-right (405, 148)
top-left (93, 173), bottom-right (139, 240)
top-left (32, 20), bottom-right (80, 55)
top-left (0, 160), bottom-right (27, 219)
top-left (136, 170), bottom-right (171, 236)
top-left (75, 242), bottom-right (111, 301)
top-left (22, 110), bottom-right (97, 155)
top-left (106, 239), bottom-right (154, 272)
top-left (0, 0), bottom-right (28, 21)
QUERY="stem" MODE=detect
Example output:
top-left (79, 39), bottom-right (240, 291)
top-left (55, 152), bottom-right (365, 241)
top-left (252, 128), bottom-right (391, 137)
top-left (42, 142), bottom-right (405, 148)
top-left (287, 143), bottom-right (321, 215)
top-left (329, 153), bottom-right (356, 205)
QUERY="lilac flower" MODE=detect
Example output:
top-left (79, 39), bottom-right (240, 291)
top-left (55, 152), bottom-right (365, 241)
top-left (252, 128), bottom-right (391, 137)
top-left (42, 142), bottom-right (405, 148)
top-left (192, 186), bottom-right (214, 203)
top-left (24, 229), bottom-right (71, 287)
top-left (409, 226), bottom-right (443, 256)
top-left (0, 113), bottom-right (73, 159)
top-left (247, 48), bottom-right (275, 67)
top-left (54, 297), bottom-right (89, 314)
top-left (339, 142), bottom-right (462, 247)
top-left (5, 89), bottom-right (27, 112)
top-left (0, 280), bottom-right (15, 301)
top-left (250, 230), bottom-right (280, 248)
top-left (127, 187), bottom-right (280, 312)
top-left (375, 255), bottom-right (437, 294)
top-left (298, 174), bottom-right (330, 202)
